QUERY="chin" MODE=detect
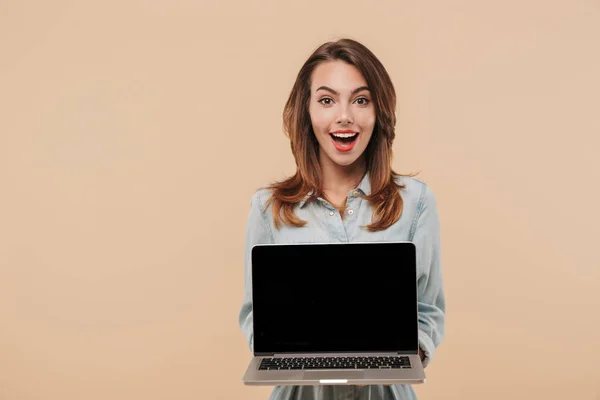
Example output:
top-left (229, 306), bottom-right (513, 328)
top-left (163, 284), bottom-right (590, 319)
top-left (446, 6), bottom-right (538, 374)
top-left (326, 151), bottom-right (363, 167)
top-left (333, 158), bottom-right (360, 167)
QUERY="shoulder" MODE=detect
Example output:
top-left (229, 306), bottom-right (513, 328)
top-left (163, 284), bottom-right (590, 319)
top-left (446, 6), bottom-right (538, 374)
top-left (395, 175), bottom-right (436, 202)
top-left (250, 183), bottom-right (277, 214)
top-left (394, 175), bottom-right (439, 226)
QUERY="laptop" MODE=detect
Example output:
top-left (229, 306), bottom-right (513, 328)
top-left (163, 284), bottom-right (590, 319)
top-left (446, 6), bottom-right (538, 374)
top-left (242, 241), bottom-right (426, 386)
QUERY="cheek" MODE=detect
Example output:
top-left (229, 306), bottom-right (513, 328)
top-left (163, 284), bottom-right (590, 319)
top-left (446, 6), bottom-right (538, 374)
top-left (356, 108), bottom-right (375, 125)
top-left (309, 109), bottom-right (331, 131)
top-left (358, 113), bottom-right (376, 141)
top-left (362, 112), bottom-right (376, 128)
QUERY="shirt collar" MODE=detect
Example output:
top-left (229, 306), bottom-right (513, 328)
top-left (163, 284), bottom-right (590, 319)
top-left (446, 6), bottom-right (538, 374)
top-left (356, 170), bottom-right (371, 196)
top-left (298, 171), bottom-right (371, 208)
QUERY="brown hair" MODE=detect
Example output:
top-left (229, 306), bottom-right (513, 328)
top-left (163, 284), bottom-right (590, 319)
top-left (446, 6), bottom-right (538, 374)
top-left (264, 38), bottom-right (418, 232)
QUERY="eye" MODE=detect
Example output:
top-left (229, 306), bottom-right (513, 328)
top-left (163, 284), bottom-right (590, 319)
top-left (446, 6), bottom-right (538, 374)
top-left (317, 97), bottom-right (333, 105)
top-left (355, 97), bottom-right (370, 105)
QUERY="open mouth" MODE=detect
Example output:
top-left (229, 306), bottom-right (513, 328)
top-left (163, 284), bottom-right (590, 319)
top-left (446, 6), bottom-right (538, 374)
top-left (329, 132), bottom-right (359, 152)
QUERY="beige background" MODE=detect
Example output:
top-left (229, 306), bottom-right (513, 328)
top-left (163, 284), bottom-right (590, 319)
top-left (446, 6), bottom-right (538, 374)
top-left (1, 0), bottom-right (599, 399)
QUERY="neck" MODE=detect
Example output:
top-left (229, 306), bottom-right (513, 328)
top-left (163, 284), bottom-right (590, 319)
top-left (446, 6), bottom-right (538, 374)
top-left (320, 153), bottom-right (367, 195)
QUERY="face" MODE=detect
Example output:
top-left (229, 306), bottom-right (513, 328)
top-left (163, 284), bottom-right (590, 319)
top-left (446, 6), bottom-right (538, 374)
top-left (308, 60), bottom-right (376, 168)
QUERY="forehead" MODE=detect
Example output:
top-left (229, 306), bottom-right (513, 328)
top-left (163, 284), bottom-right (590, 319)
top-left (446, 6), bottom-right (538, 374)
top-left (310, 60), bottom-right (367, 92)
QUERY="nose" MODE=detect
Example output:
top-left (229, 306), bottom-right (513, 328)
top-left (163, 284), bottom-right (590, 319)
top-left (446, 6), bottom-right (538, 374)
top-left (336, 105), bottom-right (353, 125)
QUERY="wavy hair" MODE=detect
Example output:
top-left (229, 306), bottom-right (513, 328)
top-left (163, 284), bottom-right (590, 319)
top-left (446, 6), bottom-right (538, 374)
top-left (265, 38), bottom-right (418, 232)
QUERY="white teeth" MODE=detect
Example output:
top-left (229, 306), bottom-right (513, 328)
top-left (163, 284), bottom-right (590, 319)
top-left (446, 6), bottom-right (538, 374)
top-left (331, 132), bottom-right (358, 138)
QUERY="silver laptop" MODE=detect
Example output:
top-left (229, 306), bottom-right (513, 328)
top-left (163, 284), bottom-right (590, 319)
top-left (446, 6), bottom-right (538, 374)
top-left (242, 241), bottom-right (426, 386)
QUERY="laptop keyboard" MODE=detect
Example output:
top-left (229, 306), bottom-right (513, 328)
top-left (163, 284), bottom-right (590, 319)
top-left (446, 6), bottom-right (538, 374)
top-left (259, 356), bottom-right (412, 370)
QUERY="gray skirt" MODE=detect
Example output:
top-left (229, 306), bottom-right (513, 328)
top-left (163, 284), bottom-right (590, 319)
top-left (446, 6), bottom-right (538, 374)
top-left (268, 384), bottom-right (418, 400)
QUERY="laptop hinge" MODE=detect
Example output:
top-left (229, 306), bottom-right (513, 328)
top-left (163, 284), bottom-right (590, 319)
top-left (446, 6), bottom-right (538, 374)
top-left (258, 351), bottom-right (417, 356)
top-left (254, 352), bottom-right (275, 357)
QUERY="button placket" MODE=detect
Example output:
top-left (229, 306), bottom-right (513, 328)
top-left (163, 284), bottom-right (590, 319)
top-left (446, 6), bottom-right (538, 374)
top-left (345, 194), bottom-right (358, 218)
top-left (319, 201), bottom-right (347, 242)
top-left (340, 193), bottom-right (360, 238)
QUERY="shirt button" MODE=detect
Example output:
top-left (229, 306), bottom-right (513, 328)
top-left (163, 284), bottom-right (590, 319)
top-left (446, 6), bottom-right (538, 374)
top-left (348, 209), bottom-right (354, 215)
top-left (329, 211), bottom-right (335, 216)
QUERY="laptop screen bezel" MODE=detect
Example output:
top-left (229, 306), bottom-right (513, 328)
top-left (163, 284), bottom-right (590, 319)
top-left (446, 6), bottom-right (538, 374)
top-left (250, 241), bottom-right (419, 356)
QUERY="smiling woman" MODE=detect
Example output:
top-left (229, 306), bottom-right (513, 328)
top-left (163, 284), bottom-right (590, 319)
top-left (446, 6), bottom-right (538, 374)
top-left (266, 39), bottom-right (414, 228)
top-left (311, 70), bottom-right (374, 160)
top-left (238, 38), bottom-right (446, 400)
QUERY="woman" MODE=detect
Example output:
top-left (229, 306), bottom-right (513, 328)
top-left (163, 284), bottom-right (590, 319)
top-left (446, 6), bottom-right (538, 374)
top-left (238, 38), bottom-right (445, 400)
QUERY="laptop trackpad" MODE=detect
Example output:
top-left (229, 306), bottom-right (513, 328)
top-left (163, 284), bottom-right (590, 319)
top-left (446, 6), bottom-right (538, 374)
top-left (304, 371), bottom-right (364, 382)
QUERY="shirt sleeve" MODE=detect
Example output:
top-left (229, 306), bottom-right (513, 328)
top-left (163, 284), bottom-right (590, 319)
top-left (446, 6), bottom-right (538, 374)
top-left (411, 183), bottom-right (446, 368)
top-left (238, 190), bottom-right (274, 353)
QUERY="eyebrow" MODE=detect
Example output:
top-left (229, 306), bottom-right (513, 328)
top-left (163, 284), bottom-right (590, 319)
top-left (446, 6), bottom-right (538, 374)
top-left (315, 85), bottom-right (370, 96)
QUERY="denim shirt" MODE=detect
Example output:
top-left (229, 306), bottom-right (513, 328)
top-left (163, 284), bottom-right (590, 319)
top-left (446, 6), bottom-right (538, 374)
top-left (238, 172), bottom-right (445, 400)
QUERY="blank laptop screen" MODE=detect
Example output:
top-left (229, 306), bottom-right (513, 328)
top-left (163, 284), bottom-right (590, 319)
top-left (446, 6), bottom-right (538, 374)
top-left (251, 242), bottom-right (418, 354)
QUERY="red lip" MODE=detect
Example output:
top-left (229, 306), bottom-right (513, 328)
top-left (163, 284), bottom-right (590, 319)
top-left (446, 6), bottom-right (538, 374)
top-left (330, 133), bottom-right (359, 153)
